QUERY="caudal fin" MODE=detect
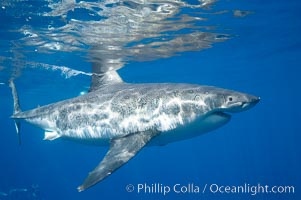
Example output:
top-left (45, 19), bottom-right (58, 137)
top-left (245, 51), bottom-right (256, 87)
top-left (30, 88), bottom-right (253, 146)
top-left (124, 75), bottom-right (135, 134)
top-left (9, 79), bottom-right (22, 145)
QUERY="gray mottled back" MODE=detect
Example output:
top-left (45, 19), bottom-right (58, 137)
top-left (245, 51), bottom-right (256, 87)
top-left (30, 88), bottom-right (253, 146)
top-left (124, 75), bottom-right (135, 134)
top-left (13, 83), bottom-right (216, 140)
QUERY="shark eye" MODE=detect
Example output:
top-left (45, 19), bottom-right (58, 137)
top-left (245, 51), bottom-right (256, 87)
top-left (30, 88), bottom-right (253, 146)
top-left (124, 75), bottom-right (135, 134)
top-left (228, 97), bottom-right (233, 102)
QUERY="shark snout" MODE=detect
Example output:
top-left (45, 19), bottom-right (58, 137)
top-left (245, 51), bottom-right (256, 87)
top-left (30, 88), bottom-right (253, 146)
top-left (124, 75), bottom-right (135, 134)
top-left (241, 95), bottom-right (260, 110)
top-left (221, 92), bottom-right (260, 113)
top-left (247, 95), bottom-right (260, 104)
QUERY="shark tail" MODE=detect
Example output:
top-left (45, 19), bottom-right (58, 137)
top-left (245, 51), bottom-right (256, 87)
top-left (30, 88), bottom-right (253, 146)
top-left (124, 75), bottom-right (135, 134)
top-left (9, 79), bottom-right (22, 145)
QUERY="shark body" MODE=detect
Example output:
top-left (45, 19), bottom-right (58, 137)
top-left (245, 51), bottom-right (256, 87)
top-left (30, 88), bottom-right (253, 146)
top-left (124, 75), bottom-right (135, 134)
top-left (9, 70), bottom-right (259, 191)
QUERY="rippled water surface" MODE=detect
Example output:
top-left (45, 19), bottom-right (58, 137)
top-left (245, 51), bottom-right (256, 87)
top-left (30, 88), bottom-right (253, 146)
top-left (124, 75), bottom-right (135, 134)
top-left (0, 0), bottom-right (242, 80)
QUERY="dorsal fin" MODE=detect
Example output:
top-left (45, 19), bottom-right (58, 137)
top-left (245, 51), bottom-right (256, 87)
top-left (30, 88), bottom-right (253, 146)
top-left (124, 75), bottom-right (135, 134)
top-left (89, 62), bottom-right (123, 92)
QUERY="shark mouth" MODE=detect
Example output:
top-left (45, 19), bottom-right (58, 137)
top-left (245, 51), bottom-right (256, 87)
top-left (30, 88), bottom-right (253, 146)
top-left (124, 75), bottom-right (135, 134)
top-left (214, 111), bottom-right (232, 119)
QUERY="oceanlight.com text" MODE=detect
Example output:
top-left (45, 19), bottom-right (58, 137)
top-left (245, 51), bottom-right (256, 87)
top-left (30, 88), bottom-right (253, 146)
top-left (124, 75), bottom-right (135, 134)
top-left (125, 182), bottom-right (295, 196)
top-left (208, 183), bottom-right (295, 196)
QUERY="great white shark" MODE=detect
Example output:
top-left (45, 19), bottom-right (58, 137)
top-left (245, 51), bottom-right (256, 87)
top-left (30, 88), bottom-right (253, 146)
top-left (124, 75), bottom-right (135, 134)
top-left (9, 68), bottom-right (259, 192)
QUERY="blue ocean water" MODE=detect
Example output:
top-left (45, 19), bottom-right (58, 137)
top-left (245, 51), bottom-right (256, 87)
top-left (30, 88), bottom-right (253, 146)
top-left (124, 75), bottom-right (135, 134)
top-left (0, 0), bottom-right (300, 200)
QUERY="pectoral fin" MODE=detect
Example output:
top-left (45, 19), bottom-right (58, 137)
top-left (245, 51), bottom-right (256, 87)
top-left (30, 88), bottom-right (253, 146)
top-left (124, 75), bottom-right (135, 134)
top-left (77, 130), bottom-right (158, 192)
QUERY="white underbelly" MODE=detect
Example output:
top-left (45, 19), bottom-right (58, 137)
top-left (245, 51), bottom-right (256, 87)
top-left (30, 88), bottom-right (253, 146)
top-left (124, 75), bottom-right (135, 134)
top-left (149, 112), bottom-right (231, 146)
top-left (58, 112), bottom-right (230, 146)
